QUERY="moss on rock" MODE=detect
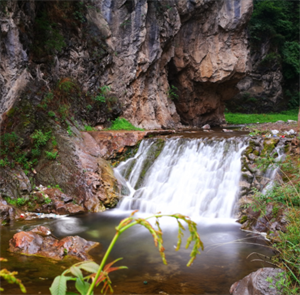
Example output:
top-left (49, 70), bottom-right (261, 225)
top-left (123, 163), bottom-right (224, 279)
top-left (261, 138), bottom-right (279, 157)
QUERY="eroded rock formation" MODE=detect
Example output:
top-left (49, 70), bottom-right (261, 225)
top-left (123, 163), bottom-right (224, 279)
top-left (226, 40), bottom-right (284, 113)
top-left (0, 0), bottom-right (253, 128)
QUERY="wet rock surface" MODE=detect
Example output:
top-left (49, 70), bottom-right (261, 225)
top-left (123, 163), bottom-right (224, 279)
top-left (230, 267), bottom-right (284, 295)
top-left (239, 203), bottom-right (287, 236)
top-left (0, 197), bottom-right (15, 223)
top-left (238, 136), bottom-right (289, 200)
top-left (8, 225), bottom-right (98, 260)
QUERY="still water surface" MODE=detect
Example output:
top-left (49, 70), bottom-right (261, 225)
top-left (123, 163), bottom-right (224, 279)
top-left (1, 211), bottom-right (272, 295)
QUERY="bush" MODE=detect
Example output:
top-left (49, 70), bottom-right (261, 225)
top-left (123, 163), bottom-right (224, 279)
top-left (107, 118), bottom-right (144, 131)
top-left (45, 151), bottom-right (58, 160)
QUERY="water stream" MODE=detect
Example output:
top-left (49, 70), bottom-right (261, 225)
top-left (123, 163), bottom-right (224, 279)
top-left (115, 137), bottom-right (247, 219)
top-left (0, 133), bottom-right (274, 294)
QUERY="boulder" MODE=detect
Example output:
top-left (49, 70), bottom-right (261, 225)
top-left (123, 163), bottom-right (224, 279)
top-left (230, 267), bottom-right (285, 295)
top-left (202, 124), bottom-right (211, 130)
top-left (8, 226), bottom-right (98, 261)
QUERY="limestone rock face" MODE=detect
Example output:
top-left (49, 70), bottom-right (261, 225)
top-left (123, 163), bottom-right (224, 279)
top-left (0, 0), bottom-right (252, 128)
top-left (227, 40), bottom-right (284, 113)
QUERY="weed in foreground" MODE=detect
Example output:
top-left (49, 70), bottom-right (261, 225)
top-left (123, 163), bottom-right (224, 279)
top-left (50, 212), bottom-right (203, 295)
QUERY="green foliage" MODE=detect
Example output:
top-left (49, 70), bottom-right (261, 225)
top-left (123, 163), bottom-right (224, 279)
top-left (84, 125), bottom-right (94, 131)
top-left (93, 85), bottom-right (111, 104)
top-left (59, 80), bottom-right (75, 94)
top-left (168, 85), bottom-right (179, 100)
top-left (50, 212), bottom-right (203, 295)
top-left (34, 12), bottom-right (66, 54)
top-left (48, 111), bottom-right (56, 118)
top-left (285, 90), bottom-right (300, 110)
top-left (0, 129), bottom-right (52, 171)
top-left (16, 198), bottom-right (26, 207)
top-left (47, 184), bottom-right (63, 192)
top-left (225, 109), bottom-right (298, 124)
top-left (107, 118), bottom-right (144, 131)
top-left (58, 105), bottom-right (69, 121)
top-left (282, 41), bottom-right (300, 80)
top-left (249, 0), bottom-right (300, 106)
top-left (45, 151), bottom-right (58, 160)
top-left (67, 126), bottom-right (73, 136)
top-left (0, 258), bottom-right (26, 293)
top-left (31, 130), bottom-right (52, 148)
top-left (249, 154), bottom-right (300, 294)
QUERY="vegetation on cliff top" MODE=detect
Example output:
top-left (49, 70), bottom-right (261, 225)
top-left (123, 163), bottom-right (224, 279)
top-left (225, 110), bottom-right (298, 124)
top-left (107, 118), bottom-right (144, 131)
top-left (249, 0), bottom-right (300, 108)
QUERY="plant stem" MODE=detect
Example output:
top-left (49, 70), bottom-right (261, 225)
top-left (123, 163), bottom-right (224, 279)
top-left (85, 215), bottom-right (160, 295)
top-left (86, 232), bottom-right (120, 295)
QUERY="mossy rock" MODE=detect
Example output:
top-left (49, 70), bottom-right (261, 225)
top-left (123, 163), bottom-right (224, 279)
top-left (252, 149), bottom-right (260, 156)
top-left (261, 138), bottom-right (279, 157)
top-left (240, 215), bottom-right (248, 224)
top-left (111, 142), bottom-right (141, 167)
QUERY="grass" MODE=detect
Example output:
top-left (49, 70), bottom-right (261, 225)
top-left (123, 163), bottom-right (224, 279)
top-left (107, 118), bottom-right (144, 131)
top-left (225, 109), bottom-right (298, 124)
top-left (249, 155), bottom-right (300, 294)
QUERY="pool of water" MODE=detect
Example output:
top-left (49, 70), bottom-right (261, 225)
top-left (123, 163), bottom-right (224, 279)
top-left (1, 210), bottom-right (273, 295)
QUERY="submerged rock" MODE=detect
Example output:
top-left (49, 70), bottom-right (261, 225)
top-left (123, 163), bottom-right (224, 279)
top-left (230, 267), bottom-right (284, 295)
top-left (8, 226), bottom-right (98, 261)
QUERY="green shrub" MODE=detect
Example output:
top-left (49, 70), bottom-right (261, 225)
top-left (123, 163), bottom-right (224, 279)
top-left (84, 125), bottom-right (94, 131)
top-left (48, 111), bottom-right (56, 118)
top-left (107, 118), bottom-right (144, 131)
top-left (93, 85), bottom-right (111, 104)
top-left (45, 151), bottom-right (58, 160)
top-left (31, 130), bottom-right (52, 147)
top-left (16, 198), bottom-right (26, 207)
top-left (168, 85), bottom-right (179, 100)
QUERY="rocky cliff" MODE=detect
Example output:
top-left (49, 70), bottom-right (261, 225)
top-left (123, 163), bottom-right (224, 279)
top-left (226, 40), bottom-right (285, 113)
top-left (0, 0), bottom-right (253, 129)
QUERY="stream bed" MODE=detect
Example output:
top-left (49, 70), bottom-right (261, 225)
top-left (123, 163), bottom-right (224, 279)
top-left (1, 130), bottom-right (274, 294)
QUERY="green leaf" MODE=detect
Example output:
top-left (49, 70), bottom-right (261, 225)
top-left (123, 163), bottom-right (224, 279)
top-left (75, 278), bottom-right (90, 295)
top-left (78, 261), bottom-right (99, 273)
top-left (66, 292), bottom-right (79, 295)
top-left (49, 276), bottom-right (67, 295)
top-left (70, 266), bottom-right (83, 280)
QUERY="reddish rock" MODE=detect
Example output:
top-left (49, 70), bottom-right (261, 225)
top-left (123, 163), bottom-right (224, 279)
top-left (9, 226), bottom-right (98, 261)
top-left (88, 131), bottom-right (146, 159)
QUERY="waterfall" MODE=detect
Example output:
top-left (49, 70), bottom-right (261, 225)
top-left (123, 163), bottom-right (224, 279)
top-left (114, 137), bottom-right (247, 219)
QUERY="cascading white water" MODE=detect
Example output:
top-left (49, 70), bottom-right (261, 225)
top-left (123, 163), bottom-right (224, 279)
top-left (114, 137), bottom-right (247, 219)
